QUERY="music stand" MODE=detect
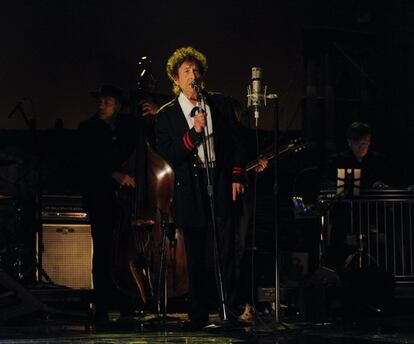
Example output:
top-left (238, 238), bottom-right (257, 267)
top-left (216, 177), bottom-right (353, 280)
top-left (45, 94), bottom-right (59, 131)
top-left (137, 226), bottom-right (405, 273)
top-left (336, 168), bottom-right (361, 198)
top-left (335, 168), bottom-right (379, 270)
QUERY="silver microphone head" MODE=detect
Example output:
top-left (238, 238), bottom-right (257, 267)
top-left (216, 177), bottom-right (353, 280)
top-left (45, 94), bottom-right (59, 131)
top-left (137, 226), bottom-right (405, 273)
top-left (252, 67), bottom-right (263, 80)
top-left (251, 67), bottom-right (262, 107)
top-left (191, 79), bottom-right (201, 90)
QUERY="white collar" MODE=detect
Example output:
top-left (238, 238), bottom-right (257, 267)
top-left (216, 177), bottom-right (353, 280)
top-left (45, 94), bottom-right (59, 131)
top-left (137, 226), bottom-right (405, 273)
top-left (178, 92), bottom-right (196, 118)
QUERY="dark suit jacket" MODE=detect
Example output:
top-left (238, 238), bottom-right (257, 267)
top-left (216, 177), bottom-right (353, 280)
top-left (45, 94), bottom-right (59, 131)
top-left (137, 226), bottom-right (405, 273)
top-left (78, 113), bottom-right (138, 210)
top-left (155, 93), bottom-right (246, 228)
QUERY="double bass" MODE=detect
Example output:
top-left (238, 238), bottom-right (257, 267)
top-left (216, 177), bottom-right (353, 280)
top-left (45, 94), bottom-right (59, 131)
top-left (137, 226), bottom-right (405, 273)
top-left (110, 58), bottom-right (188, 308)
top-left (146, 143), bottom-right (189, 302)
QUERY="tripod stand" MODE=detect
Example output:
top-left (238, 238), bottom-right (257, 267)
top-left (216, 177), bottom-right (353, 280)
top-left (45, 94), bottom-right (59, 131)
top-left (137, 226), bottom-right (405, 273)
top-left (5, 98), bottom-right (56, 287)
top-left (344, 220), bottom-right (378, 270)
top-left (153, 210), bottom-right (181, 325)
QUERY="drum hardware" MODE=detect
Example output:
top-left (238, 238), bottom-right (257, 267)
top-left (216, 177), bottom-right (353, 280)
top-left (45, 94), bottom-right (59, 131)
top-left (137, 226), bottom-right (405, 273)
top-left (0, 196), bottom-right (25, 281)
top-left (2, 101), bottom-right (59, 288)
top-left (344, 233), bottom-right (378, 269)
top-left (9, 244), bottom-right (24, 281)
top-left (0, 244), bottom-right (24, 281)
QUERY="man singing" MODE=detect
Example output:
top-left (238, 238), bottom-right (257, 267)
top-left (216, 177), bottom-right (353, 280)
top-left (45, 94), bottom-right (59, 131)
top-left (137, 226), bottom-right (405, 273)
top-left (155, 46), bottom-right (246, 329)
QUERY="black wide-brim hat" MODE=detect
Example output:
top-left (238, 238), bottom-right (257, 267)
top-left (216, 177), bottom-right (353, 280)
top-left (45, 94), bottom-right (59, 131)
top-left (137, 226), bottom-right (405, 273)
top-left (90, 84), bottom-right (124, 103)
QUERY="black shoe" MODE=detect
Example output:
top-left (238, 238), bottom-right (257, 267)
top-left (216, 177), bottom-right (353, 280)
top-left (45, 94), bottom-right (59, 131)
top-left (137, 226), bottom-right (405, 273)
top-left (180, 320), bottom-right (208, 331)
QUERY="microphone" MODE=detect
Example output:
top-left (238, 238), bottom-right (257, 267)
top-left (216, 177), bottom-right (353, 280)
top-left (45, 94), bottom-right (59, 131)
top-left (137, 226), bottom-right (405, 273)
top-left (190, 106), bottom-right (200, 117)
top-left (247, 67), bottom-right (266, 127)
top-left (8, 98), bottom-right (25, 119)
top-left (251, 67), bottom-right (263, 108)
top-left (191, 79), bottom-right (207, 107)
top-left (191, 79), bottom-right (202, 92)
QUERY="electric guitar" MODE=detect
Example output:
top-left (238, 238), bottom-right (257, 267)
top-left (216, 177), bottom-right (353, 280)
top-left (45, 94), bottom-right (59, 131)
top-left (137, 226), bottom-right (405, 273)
top-left (245, 138), bottom-right (308, 172)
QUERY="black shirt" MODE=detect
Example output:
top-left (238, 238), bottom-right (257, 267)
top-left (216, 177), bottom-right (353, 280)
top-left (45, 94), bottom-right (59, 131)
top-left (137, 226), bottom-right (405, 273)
top-left (323, 149), bottom-right (388, 190)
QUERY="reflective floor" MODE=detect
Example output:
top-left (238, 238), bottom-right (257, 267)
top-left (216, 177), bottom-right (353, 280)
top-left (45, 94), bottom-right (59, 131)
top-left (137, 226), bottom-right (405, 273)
top-left (1, 284), bottom-right (414, 344)
top-left (1, 309), bottom-right (414, 344)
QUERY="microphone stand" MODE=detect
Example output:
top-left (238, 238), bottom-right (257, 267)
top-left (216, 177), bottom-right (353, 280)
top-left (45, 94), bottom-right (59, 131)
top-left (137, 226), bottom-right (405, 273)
top-left (23, 101), bottom-right (47, 286)
top-left (7, 98), bottom-right (47, 285)
top-left (7, 99), bottom-right (34, 130)
top-left (250, 84), bottom-right (281, 324)
top-left (268, 92), bottom-right (281, 323)
top-left (193, 84), bottom-right (228, 322)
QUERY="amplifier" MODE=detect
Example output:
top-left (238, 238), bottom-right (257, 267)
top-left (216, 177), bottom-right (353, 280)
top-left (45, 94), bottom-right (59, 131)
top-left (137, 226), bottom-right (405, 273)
top-left (41, 194), bottom-right (88, 222)
top-left (38, 223), bottom-right (93, 289)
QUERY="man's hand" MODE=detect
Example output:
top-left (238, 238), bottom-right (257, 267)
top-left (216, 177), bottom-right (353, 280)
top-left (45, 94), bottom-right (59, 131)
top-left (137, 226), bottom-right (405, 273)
top-left (140, 100), bottom-right (159, 116)
top-left (193, 110), bottom-right (207, 133)
top-left (112, 171), bottom-right (136, 187)
top-left (255, 159), bottom-right (269, 173)
top-left (232, 182), bottom-right (245, 201)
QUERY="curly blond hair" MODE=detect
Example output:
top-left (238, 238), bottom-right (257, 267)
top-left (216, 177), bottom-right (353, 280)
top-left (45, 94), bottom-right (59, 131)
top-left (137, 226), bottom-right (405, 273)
top-left (166, 46), bottom-right (208, 95)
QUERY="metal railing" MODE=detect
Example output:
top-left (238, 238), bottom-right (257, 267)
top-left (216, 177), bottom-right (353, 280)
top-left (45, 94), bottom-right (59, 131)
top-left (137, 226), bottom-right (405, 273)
top-left (319, 189), bottom-right (414, 282)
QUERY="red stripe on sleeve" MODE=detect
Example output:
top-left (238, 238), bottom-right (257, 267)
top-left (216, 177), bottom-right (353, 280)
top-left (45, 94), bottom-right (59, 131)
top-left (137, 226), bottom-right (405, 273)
top-left (183, 133), bottom-right (192, 150)
top-left (185, 132), bottom-right (195, 149)
top-left (232, 167), bottom-right (245, 174)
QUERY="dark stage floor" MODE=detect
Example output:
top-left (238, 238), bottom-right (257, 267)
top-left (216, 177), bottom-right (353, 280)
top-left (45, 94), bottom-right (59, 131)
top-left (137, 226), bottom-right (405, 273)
top-left (1, 281), bottom-right (414, 343)
top-left (1, 307), bottom-right (414, 344)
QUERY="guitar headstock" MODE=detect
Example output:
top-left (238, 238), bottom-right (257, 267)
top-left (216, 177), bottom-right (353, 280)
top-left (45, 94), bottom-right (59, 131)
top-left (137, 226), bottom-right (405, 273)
top-left (286, 138), bottom-right (308, 153)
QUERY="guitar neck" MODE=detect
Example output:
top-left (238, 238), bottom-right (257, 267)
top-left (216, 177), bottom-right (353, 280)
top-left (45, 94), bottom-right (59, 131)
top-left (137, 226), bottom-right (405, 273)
top-left (245, 145), bottom-right (293, 172)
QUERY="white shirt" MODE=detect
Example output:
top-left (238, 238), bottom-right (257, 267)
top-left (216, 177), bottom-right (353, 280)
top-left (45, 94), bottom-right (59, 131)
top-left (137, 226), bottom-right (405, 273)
top-left (178, 92), bottom-right (216, 165)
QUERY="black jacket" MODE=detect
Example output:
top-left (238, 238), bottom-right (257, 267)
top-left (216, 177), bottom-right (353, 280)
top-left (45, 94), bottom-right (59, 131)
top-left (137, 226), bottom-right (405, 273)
top-left (78, 113), bottom-right (138, 209)
top-left (155, 93), bottom-right (246, 227)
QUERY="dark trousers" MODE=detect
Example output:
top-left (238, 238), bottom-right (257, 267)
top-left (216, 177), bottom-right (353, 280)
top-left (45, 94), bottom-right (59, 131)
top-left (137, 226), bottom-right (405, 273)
top-left (181, 167), bottom-right (239, 322)
top-left (87, 193), bottom-right (135, 316)
top-left (88, 197), bottom-right (119, 314)
top-left (182, 225), bottom-right (209, 323)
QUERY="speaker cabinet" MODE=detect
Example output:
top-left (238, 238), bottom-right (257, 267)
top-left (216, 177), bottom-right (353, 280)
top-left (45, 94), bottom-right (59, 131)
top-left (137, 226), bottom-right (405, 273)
top-left (38, 223), bottom-right (93, 289)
